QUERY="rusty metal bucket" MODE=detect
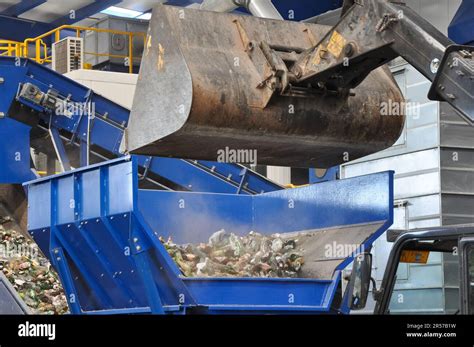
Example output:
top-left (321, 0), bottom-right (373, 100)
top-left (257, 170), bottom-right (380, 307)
top-left (126, 5), bottom-right (404, 168)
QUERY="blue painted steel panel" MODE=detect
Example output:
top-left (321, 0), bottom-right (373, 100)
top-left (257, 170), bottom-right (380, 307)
top-left (25, 157), bottom-right (393, 314)
top-left (166, 0), bottom-right (343, 21)
top-left (138, 190), bottom-right (253, 244)
top-left (272, 0), bottom-right (343, 21)
top-left (1, 0), bottom-right (47, 17)
top-left (183, 275), bottom-right (338, 311)
top-left (0, 65), bottom-right (27, 115)
top-left (448, 0), bottom-right (474, 45)
top-left (0, 118), bottom-right (33, 183)
top-left (80, 170), bottom-right (101, 219)
top-left (0, 15), bottom-right (53, 42)
top-left (108, 161), bottom-right (134, 214)
top-left (27, 182), bottom-right (51, 230)
top-left (254, 172), bottom-right (392, 233)
top-left (56, 176), bottom-right (75, 225)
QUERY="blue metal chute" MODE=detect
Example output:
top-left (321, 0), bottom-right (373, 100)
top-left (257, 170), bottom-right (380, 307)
top-left (0, 118), bottom-right (35, 183)
top-left (0, 56), bottom-right (280, 194)
top-left (25, 157), bottom-right (393, 314)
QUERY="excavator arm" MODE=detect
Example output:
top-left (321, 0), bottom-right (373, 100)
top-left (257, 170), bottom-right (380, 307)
top-left (289, 0), bottom-right (474, 123)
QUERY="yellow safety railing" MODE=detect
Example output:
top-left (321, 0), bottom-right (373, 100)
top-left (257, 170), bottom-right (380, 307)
top-left (0, 40), bottom-right (25, 57)
top-left (0, 25), bottom-right (147, 73)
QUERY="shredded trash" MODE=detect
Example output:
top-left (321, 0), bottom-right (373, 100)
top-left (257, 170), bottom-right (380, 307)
top-left (0, 215), bottom-right (69, 315)
top-left (161, 230), bottom-right (304, 278)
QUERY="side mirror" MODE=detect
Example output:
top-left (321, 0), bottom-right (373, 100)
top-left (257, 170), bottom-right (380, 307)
top-left (348, 252), bottom-right (372, 310)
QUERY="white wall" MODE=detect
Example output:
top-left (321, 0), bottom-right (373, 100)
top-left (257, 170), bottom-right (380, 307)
top-left (65, 69), bottom-right (138, 110)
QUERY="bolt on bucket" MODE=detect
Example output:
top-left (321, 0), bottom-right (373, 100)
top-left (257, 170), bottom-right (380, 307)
top-left (126, 5), bottom-right (405, 168)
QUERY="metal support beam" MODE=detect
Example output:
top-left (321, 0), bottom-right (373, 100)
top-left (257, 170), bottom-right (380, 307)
top-left (51, 0), bottom-right (122, 26)
top-left (49, 126), bottom-right (71, 172)
top-left (2, 0), bottom-right (47, 17)
top-left (0, 15), bottom-right (52, 42)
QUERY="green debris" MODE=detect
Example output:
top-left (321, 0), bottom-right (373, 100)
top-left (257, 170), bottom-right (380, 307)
top-left (161, 230), bottom-right (304, 278)
top-left (0, 216), bottom-right (69, 315)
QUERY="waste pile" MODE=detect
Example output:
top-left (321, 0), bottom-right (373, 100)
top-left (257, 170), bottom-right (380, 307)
top-left (0, 215), bottom-right (69, 315)
top-left (162, 230), bottom-right (304, 278)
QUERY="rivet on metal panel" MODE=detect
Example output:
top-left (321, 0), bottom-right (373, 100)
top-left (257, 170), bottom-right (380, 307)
top-left (430, 58), bottom-right (440, 74)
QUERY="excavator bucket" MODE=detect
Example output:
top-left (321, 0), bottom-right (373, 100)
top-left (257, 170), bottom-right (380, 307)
top-left (126, 5), bottom-right (405, 168)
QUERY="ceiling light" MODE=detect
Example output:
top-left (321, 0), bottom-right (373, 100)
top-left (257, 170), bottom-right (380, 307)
top-left (101, 6), bottom-right (143, 18)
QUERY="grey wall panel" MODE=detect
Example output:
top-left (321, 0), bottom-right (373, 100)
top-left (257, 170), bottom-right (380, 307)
top-left (395, 171), bottom-right (441, 199)
top-left (440, 103), bottom-right (471, 124)
top-left (440, 123), bottom-right (474, 149)
top-left (444, 288), bottom-right (460, 313)
top-left (443, 252), bottom-right (460, 287)
top-left (442, 194), bottom-right (474, 216)
top-left (441, 148), bottom-right (474, 169)
top-left (406, 79), bottom-right (432, 104)
top-left (441, 170), bottom-right (474, 194)
top-left (409, 218), bottom-right (442, 229)
top-left (408, 194), bottom-right (441, 219)
top-left (443, 216), bottom-right (474, 225)
top-left (403, 0), bottom-right (462, 34)
top-left (408, 102), bottom-right (439, 128)
top-left (342, 149), bottom-right (440, 177)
